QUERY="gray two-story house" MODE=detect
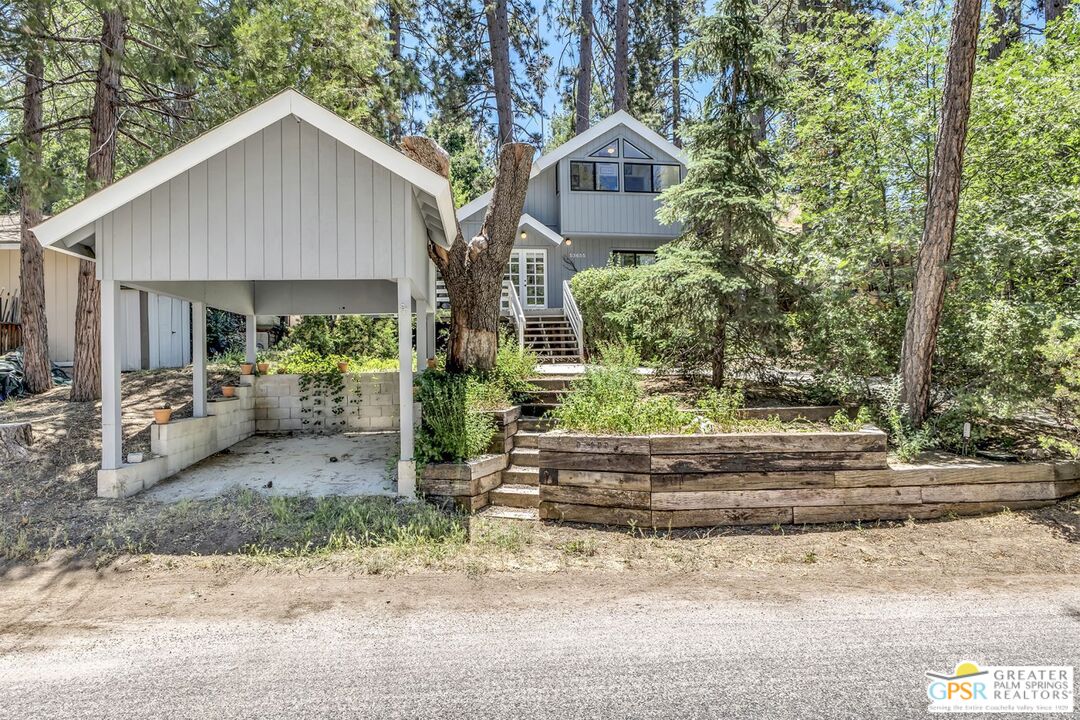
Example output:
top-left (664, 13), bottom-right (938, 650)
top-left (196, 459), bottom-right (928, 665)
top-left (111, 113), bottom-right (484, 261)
top-left (457, 111), bottom-right (687, 314)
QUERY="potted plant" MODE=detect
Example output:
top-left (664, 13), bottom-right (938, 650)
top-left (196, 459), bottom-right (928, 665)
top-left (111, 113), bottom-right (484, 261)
top-left (153, 404), bottom-right (173, 425)
top-left (241, 362), bottom-right (254, 375)
top-left (257, 361), bottom-right (270, 374)
top-left (337, 360), bottom-right (350, 373)
top-left (222, 385), bottom-right (236, 398)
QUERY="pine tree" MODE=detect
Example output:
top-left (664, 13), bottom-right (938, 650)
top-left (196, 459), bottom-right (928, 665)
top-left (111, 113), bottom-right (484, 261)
top-left (656, 0), bottom-right (785, 387)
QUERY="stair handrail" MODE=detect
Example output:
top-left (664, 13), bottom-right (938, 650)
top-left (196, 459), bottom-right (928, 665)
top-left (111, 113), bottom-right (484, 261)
top-left (503, 280), bottom-right (526, 350)
top-left (562, 280), bottom-right (585, 360)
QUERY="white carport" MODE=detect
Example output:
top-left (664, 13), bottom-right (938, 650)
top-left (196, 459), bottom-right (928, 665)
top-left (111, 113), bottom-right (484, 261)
top-left (32, 90), bottom-right (457, 498)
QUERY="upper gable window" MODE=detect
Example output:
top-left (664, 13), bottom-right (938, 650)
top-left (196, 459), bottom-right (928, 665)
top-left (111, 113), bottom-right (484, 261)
top-left (571, 161), bottom-right (620, 192)
top-left (622, 140), bottom-right (652, 160)
top-left (589, 140), bottom-right (620, 159)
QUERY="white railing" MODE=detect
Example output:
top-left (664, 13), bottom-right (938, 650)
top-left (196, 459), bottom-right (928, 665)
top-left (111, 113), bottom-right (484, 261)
top-left (562, 280), bottom-right (585, 359)
top-left (435, 277), bottom-right (449, 307)
top-left (503, 280), bottom-right (525, 350)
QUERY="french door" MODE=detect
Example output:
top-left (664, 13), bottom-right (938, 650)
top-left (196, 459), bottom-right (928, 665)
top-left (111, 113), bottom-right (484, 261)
top-left (505, 249), bottom-right (547, 309)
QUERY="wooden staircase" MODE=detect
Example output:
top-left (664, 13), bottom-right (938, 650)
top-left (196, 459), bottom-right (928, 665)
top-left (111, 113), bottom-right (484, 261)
top-left (479, 375), bottom-right (577, 521)
top-left (523, 311), bottom-right (582, 363)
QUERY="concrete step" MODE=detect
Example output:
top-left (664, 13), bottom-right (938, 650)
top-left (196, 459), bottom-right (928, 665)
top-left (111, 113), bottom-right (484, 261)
top-left (529, 376), bottom-right (580, 389)
top-left (489, 484), bottom-right (540, 508)
top-left (479, 505), bottom-right (539, 521)
top-left (510, 447), bottom-right (540, 467)
top-left (513, 430), bottom-right (542, 448)
top-left (501, 464), bottom-right (540, 485)
top-left (518, 417), bottom-right (557, 432)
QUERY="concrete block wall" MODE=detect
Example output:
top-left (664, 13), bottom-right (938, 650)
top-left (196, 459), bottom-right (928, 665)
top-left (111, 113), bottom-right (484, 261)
top-left (98, 376), bottom-right (256, 498)
top-left (254, 372), bottom-right (408, 433)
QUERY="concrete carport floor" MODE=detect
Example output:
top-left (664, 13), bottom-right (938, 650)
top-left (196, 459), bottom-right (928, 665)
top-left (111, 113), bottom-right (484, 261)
top-left (144, 432), bottom-right (398, 502)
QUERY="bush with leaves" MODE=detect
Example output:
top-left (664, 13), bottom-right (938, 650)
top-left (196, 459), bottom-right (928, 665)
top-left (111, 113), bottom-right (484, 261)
top-left (285, 315), bottom-right (399, 359)
top-left (414, 370), bottom-right (496, 465)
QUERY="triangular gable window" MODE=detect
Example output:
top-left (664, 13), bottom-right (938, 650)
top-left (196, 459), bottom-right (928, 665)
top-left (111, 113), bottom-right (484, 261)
top-left (589, 140), bottom-right (620, 158)
top-left (622, 140), bottom-right (652, 159)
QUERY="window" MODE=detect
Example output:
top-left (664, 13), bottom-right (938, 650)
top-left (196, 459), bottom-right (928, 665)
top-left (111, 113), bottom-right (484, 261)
top-left (623, 163), bottom-right (652, 193)
top-left (653, 165), bottom-right (681, 191)
top-left (589, 140), bottom-right (620, 158)
top-left (622, 140), bottom-right (652, 159)
top-left (570, 161), bottom-right (619, 192)
top-left (611, 250), bottom-right (657, 267)
top-left (595, 162), bottom-right (619, 191)
top-left (569, 161), bottom-right (594, 191)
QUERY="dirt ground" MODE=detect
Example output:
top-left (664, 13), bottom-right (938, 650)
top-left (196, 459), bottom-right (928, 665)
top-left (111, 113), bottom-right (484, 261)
top-left (1, 369), bottom-right (1079, 587)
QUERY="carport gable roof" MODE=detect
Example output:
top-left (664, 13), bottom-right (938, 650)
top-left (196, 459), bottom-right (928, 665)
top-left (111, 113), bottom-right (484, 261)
top-left (32, 89), bottom-right (457, 255)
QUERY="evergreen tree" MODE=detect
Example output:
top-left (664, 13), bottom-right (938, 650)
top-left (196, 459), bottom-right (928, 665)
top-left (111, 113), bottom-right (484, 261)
top-left (655, 0), bottom-right (785, 387)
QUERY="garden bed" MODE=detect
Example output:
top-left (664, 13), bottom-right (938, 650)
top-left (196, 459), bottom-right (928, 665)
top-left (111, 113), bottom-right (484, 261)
top-left (537, 430), bottom-right (1080, 528)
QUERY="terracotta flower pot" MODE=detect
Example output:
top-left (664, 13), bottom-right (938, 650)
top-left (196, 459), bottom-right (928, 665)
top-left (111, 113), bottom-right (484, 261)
top-left (337, 361), bottom-right (350, 373)
top-left (257, 362), bottom-right (269, 374)
top-left (153, 408), bottom-right (173, 425)
top-left (426, 358), bottom-right (437, 369)
top-left (240, 363), bottom-right (254, 375)
top-left (222, 386), bottom-right (236, 398)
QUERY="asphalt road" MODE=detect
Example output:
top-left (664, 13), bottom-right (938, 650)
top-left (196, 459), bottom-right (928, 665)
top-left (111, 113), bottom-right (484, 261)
top-left (2, 581), bottom-right (1078, 719)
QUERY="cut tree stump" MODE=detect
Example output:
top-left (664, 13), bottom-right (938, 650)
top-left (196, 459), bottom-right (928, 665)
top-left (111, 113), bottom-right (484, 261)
top-left (0, 422), bottom-right (33, 462)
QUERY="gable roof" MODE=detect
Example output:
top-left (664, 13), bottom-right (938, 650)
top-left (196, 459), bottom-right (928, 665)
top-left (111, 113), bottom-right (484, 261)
top-left (519, 214), bottom-right (563, 245)
top-left (32, 89), bottom-right (458, 253)
top-left (457, 110), bottom-right (687, 221)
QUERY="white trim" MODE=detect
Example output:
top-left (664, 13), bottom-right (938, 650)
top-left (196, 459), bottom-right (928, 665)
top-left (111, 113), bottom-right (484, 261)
top-left (518, 213), bottom-right (563, 246)
top-left (457, 110), bottom-right (687, 220)
top-left (32, 90), bottom-right (457, 252)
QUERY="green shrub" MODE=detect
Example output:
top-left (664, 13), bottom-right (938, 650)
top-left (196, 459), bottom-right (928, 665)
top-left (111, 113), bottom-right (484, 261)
top-left (491, 337), bottom-right (540, 402)
top-left (415, 370), bottom-right (496, 464)
top-left (828, 406), bottom-right (874, 433)
top-left (1037, 316), bottom-right (1080, 435)
top-left (552, 343), bottom-right (694, 434)
top-left (873, 377), bottom-right (932, 463)
top-left (696, 387), bottom-right (745, 427)
top-left (285, 315), bottom-right (399, 359)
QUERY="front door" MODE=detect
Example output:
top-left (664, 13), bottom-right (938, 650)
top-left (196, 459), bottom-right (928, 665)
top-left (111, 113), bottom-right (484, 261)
top-left (505, 249), bottom-right (547, 309)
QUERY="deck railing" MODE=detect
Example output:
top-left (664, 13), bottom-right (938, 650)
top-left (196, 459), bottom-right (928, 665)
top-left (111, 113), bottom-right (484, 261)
top-left (562, 280), bottom-right (585, 359)
top-left (502, 280), bottom-right (525, 350)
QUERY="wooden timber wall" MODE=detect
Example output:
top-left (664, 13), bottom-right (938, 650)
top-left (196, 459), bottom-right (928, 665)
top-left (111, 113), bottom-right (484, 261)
top-left (538, 431), bottom-right (1080, 528)
top-left (419, 407), bottom-right (520, 512)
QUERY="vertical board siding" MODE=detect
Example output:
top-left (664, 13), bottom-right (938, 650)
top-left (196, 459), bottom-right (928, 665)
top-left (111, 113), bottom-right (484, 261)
top-left (0, 249), bottom-right (80, 363)
top-left (336, 142), bottom-right (356, 277)
top-left (262, 121), bottom-right (283, 279)
top-left (98, 119), bottom-right (416, 283)
top-left (355, 154), bottom-right (374, 279)
top-left (206, 152), bottom-right (228, 280)
top-left (188, 162), bottom-right (209, 279)
top-left (225, 142), bottom-right (245, 274)
top-left (317, 132), bottom-right (337, 278)
top-left (244, 133), bottom-right (264, 277)
top-left (280, 118), bottom-right (301, 279)
top-left (299, 120), bottom-right (320, 278)
top-left (524, 166), bottom-right (558, 225)
top-left (169, 175), bottom-right (188, 279)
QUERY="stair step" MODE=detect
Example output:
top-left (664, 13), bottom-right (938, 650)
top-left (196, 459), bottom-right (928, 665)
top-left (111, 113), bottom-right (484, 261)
top-left (510, 447), bottom-right (540, 467)
top-left (518, 417), bottom-right (557, 432)
top-left (526, 389), bottom-right (566, 403)
top-left (530, 377), bottom-right (579, 389)
top-left (502, 464), bottom-right (540, 485)
top-left (513, 430), bottom-right (542, 448)
top-left (479, 505), bottom-right (539, 521)
top-left (521, 403), bottom-right (558, 417)
top-left (489, 484), bottom-right (540, 508)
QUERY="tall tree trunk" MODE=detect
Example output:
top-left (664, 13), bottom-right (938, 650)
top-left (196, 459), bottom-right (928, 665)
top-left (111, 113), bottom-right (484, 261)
top-left (486, 0), bottom-right (514, 144)
top-left (670, 1), bottom-right (682, 147)
top-left (711, 313), bottom-right (726, 388)
top-left (987, 0), bottom-right (1021, 60)
top-left (19, 23), bottom-right (52, 394)
top-left (72, 8), bottom-right (126, 402)
top-left (899, 0), bottom-right (981, 425)
top-left (1044, 0), bottom-right (1068, 25)
top-left (389, 0), bottom-right (403, 143)
top-left (401, 137), bottom-right (533, 372)
top-left (574, 0), bottom-right (594, 135)
top-left (612, 0), bottom-right (629, 112)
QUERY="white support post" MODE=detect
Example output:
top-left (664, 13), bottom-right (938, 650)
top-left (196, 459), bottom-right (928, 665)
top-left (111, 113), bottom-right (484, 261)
top-left (193, 302), bottom-right (207, 418)
top-left (396, 280), bottom-right (416, 497)
top-left (245, 314), bottom-right (257, 364)
top-left (101, 280), bottom-right (123, 470)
